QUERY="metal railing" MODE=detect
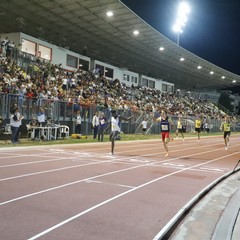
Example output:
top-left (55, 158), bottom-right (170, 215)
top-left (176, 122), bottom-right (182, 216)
top-left (1, 93), bottom-right (237, 138)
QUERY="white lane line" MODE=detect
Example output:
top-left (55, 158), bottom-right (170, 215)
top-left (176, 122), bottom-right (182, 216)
top-left (27, 151), bottom-right (239, 240)
top-left (199, 167), bottom-right (225, 172)
top-left (84, 179), bottom-right (134, 189)
top-left (0, 164), bottom-right (142, 206)
top-left (0, 159), bottom-right (112, 182)
top-left (0, 158), bottom-right (70, 168)
top-left (163, 163), bottom-right (186, 167)
top-left (0, 151), bottom-right (64, 160)
top-left (0, 152), bottom-right (105, 168)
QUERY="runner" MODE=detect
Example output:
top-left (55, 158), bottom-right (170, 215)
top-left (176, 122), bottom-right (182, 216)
top-left (195, 116), bottom-right (201, 142)
top-left (109, 110), bottom-right (132, 155)
top-left (155, 111), bottom-right (173, 157)
top-left (220, 115), bottom-right (231, 150)
top-left (176, 117), bottom-right (184, 141)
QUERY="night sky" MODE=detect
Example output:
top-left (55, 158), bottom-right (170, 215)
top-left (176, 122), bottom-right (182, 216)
top-left (121, 0), bottom-right (240, 76)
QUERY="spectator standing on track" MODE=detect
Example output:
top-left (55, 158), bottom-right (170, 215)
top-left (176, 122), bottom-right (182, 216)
top-left (154, 110), bottom-right (173, 157)
top-left (220, 116), bottom-right (231, 150)
top-left (195, 116), bottom-right (202, 142)
top-left (175, 117), bottom-right (184, 141)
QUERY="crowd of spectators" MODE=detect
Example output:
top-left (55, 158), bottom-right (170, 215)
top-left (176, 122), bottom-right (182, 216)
top-left (0, 38), bottom-right (233, 127)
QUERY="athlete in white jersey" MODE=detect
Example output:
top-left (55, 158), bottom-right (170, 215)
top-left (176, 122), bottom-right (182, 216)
top-left (109, 110), bottom-right (132, 155)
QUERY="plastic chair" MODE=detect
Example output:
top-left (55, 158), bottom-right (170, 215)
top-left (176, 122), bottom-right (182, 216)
top-left (59, 125), bottom-right (70, 139)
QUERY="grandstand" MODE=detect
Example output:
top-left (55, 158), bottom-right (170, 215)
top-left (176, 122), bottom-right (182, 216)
top-left (0, 0), bottom-right (240, 90)
top-left (0, 0), bottom-right (239, 137)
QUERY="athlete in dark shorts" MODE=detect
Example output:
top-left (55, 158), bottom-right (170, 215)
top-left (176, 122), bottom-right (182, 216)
top-left (220, 116), bottom-right (231, 150)
top-left (176, 117), bottom-right (184, 141)
top-left (195, 117), bottom-right (201, 142)
top-left (155, 111), bottom-right (173, 157)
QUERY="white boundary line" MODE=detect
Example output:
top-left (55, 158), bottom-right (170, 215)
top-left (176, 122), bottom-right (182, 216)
top-left (1, 140), bottom-right (239, 182)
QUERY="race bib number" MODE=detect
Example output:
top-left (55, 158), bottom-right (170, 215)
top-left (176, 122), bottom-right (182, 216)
top-left (161, 125), bottom-right (169, 131)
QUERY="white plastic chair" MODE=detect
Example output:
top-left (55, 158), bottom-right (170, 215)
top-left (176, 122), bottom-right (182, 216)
top-left (59, 125), bottom-right (69, 139)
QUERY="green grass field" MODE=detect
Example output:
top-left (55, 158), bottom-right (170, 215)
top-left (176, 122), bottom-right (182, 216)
top-left (0, 132), bottom-right (231, 147)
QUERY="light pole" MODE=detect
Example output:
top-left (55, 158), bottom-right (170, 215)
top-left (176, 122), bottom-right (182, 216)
top-left (172, 1), bottom-right (190, 46)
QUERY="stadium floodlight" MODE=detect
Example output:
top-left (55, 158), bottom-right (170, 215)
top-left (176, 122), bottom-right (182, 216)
top-left (172, 1), bottom-right (191, 45)
top-left (133, 30), bottom-right (139, 35)
top-left (106, 11), bottom-right (113, 17)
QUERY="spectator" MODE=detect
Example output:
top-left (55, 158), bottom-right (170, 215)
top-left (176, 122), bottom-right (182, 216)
top-left (74, 110), bottom-right (82, 135)
top-left (10, 106), bottom-right (23, 144)
top-left (92, 111), bottom-right (99, 139)
top-left (98, 112), bottom-right (107, 142)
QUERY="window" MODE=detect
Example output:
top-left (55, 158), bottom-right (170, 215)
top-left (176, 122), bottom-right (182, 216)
top-left (38, 45), bottom-right (52, 61)
top-left (135, 77), bottom-right (138, 84)
top-left (142, 78), bottom-right (148, 87)
top-left (162, 84), bottom-right (167, 92)
top-left (105, 67), bottom-right (113, 78)
top-left (95, 64), bottom-right (104, 77)
top-left (78, 58), bottom-right (89, 71)
top-left (168, 85), bottom-right (174, 93)
top-left (67, 54), bottom-right (78, 68)
top-left (21, 39), bottom-right (36, 55)
top-left (149, 80), bottom-right (155, 89)
top-left (123, 74), bottom-right (127, 81)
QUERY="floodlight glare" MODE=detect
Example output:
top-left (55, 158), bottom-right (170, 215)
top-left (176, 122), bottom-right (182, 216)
top-left (172, 1), bottom-right (191, 45)
top-left (173, 24), bottom-right (183, 33)
top-left (179, 2), bottom-right (191, 14)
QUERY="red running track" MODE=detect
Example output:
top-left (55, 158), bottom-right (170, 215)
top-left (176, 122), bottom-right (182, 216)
top-left (0, 135), bottom-right (239, 240)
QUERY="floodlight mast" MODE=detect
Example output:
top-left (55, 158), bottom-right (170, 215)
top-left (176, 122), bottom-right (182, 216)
top-left (172, 1), bottom-right (190, 45)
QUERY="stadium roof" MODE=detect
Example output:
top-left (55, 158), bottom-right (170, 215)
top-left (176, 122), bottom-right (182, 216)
top-left (0, 0), bottom-right (239, 90)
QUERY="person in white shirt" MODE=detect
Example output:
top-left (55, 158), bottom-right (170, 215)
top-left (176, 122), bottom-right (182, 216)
top-left (75, 110), bottom-right (82, 134)
top-left (10, 107), bottom-right (23, 144)
top-left (141, 118), bottom-right (148, 135)
top-left (37, 107), bottom-right (46, 126)
top-left (92, 112), bottom-right (99, 139)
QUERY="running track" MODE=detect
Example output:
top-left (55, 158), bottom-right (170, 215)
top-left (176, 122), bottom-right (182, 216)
top-left (0, 135), bottom-right (239, 240)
